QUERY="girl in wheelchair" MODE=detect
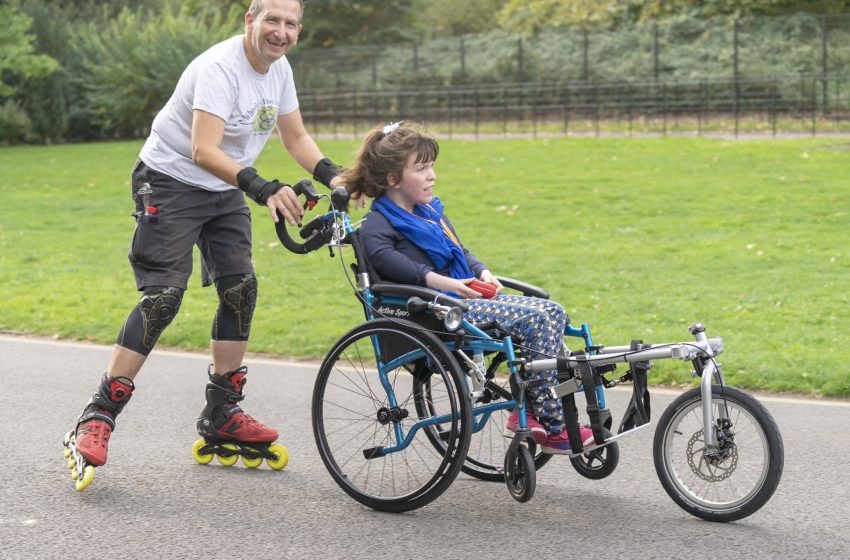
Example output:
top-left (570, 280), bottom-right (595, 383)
top-left (341, 120), bottom-right (594, 454)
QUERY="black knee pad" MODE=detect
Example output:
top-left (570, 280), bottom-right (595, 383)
top-left (212, 274), bottom-right (257, 341)
top-left (117, 286), bottom-right (184, 355)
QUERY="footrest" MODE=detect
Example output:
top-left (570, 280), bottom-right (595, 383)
top-left (362, 446), bottom-right (386, 460)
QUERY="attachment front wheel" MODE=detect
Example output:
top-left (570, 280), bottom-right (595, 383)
top-left (653, 385), bottom-right (784, 522)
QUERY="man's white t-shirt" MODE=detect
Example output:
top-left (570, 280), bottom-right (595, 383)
top-left (139, 35), bottom-right (299, 192)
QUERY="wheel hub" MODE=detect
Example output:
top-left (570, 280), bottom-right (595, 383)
top-left (376, 406), bottom-right (409, 425)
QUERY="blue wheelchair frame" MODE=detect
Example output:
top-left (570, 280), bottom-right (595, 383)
top-left (297, 198), bottom-right (608, 459)
top-left (279, 183), bottom-right (783, 519)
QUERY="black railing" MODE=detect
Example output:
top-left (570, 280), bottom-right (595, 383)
top-left (299, 75), bottom-right (850, 138)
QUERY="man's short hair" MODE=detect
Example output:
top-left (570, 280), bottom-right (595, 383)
top-left (249, 0), bottom-right (305, 22)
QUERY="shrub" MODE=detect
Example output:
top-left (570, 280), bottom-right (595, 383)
top-left (0, 100), bottom-right (33, 145)
top-left (66, 6), bottom-right (239, 140)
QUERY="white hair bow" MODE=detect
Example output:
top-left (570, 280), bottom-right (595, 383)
top-left (382, 121), bottom-right (401, 135)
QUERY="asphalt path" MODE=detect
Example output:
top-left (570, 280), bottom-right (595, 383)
top-left (1, 334), bottom-right (848, 559)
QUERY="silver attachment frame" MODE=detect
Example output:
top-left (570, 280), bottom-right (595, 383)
top-left (524, 323), bottom-right (726, 452)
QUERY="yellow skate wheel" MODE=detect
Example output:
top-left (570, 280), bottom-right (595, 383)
top-left (68, 458), bottom-right (76, 470)
top-left (75, 465), bottom-right (95, 492)
top-left (71, 469), bottom-right (79, 480)
top-left (266, 444), bottom-right (289, 471)
top-left (217, 443), bottom-right (239, 467)
top-left (64, 447), bottom-right (72, 459)
top-left (191, 438), bottom-right (214, 465)
top-left (241, 451), bottom-right (263, 469)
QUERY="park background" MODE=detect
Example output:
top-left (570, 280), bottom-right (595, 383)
top-left (0, 0), bottom-right (847, 397)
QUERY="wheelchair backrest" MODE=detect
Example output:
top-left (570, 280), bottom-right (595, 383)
top-left (347, 228), bottom-right (445, 331)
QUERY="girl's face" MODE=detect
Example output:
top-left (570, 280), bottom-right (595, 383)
top-left (389, 152), bottom-right (436, 211)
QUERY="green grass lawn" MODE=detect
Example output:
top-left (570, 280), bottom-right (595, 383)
top-left (0, 136), bottom-right (847, 397)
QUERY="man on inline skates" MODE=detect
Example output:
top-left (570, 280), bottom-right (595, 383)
top-left (64, 0), bottom-right (343, 489)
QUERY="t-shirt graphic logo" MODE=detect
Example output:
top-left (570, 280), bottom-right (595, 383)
top-left (252, 105), bottom-right (278, 134)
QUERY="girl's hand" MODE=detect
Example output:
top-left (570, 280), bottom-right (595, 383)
top-left (478, 269), bottom-right (504, 294)
top-left (425, 272), bottom-right (482, 298)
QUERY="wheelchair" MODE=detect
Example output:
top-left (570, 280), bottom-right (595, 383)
top-left (276, 181), bottom-right (784, 521)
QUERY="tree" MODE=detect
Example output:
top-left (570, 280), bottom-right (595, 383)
top-left (411, 0), bottom-right (509, 37)
top-left (0, 1), bottom-right (59, 97)
top-left (636, 0), bottom-right (850, 19)
top-left (297, 0), bottom-right (418, 47)
top-left (66, 5), bottom-right (239, 140)
top-left (497, 0), bottom-right (632, 32)
top-left (497, 0), bottom-right (850, 33)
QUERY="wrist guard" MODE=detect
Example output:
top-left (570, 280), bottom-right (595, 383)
top-left (236, 167), bottom-right (284, 206)
top-left (312, 158), bottom-right (343, 189)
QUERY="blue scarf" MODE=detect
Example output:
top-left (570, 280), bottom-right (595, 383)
top-left (371, 195), bottom-right (474, 280)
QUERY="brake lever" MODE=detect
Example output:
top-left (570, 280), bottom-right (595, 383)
top-left (292, 178), bottom-right (321, 210)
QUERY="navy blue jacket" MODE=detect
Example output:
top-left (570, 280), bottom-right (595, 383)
top-left (360, 209), bottom-right (487, 286)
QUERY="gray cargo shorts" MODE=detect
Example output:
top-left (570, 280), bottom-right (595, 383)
top-left (128, 159), bottom-right (254, 290)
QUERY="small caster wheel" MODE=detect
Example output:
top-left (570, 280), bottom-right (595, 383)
top-left (570, 428), bottom-right (619, 480)
top-left (504, 444), bottom-right (535, 503)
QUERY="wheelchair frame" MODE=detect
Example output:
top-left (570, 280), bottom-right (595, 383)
top-left (277, 183), bottom-right (784, 521)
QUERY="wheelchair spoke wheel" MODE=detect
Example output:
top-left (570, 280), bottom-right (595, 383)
top-left (312, 319), bottom-right (471, 512)
top-left (654, 386), bottom-right (784, 522)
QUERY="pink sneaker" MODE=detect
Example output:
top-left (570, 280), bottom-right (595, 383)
top-left (502, 411), bottom-right (547, 445)
top-left (541, 426), bottom-right (595, 454)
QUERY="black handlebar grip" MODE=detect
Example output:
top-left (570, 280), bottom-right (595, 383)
top-left (276, 179), bottom-right (323, 253)
top-left (330, 187), bottom-right (350, 212)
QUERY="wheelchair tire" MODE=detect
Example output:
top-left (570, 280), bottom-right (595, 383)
top-left (504, 444), bottom-right (536, 503)
top-left (569, 427), bottom-right (619, 480)
top-left (653, 385), bottom-right (784, 522)
top-left (414, 376), bottom-right (552, 482)
top-left (312, 319), bottom-right (472, 512)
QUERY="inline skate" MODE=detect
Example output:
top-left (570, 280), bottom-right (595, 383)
top-left (192, 366), bottom-right (288, 470)
top-left (63, 374), bottom-right (135, 491)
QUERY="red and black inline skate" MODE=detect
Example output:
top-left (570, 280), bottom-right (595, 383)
top-left (63, 374), bottom-right (135, 491)
top-left (192, 366), bottom-right (288, 470)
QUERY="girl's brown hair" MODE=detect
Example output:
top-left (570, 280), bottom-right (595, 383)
top-left (340, 121), bottom-right (439, 202)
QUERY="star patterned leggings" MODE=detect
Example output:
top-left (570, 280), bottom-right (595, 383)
top-left (464, 294), bottom-right (569, 435)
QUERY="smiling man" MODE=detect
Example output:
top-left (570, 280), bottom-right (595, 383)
top-left (63, 0), bottom-right (344, 490)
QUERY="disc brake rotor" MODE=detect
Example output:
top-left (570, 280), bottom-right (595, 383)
top-left (685, 429), bottom-right (738, 482)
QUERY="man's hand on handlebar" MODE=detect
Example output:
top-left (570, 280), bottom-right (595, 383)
top-left (236, 166), bottom-right (306, 225)
top-left (266, 185), bottom-right (305, 226)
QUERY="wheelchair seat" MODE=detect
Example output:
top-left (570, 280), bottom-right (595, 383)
top-left (346, 228), bottom-right (552, 331)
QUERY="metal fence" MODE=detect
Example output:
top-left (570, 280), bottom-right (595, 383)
top-left (299, 75), bottom-right (850, 138)
top-left (290, 13), bottom-right (850, 137)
